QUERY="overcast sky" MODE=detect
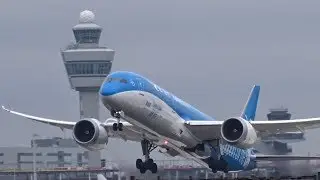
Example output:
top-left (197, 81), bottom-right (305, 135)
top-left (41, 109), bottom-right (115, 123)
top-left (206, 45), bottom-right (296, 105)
top-left (1, 0), bottom-right (320, 163)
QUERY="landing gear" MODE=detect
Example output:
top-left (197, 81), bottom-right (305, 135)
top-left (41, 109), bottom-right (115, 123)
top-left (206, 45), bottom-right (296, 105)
top-left (112, 122), bottom-right (123, 131)
top-left (111, 110), bottom-right (123, 131)
top-left (205, 140), bottom-right (229, 173)
top-left (136, 158), bottom-right (157, 174)
top-left (208, 156), bottom-right (229, 173)
top-left (136, 139), bottom-right (158, 174)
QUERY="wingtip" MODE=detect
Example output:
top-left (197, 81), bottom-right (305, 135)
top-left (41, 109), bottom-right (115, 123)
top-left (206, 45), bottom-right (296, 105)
top-left (1, 105), bottom-right (10, 112)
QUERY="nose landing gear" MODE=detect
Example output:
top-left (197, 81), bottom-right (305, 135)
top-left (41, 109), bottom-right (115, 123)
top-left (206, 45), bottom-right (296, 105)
top-left (111, 110), bottom-right (123, 131)
top-left (136, 139), bottom-right (158, 174)
top-left (112, 122), bottom-right (123, 131)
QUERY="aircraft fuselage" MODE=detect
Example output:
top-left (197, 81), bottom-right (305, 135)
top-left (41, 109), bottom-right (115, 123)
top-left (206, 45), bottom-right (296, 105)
top-left (99, 71), bottom-right (256, 172)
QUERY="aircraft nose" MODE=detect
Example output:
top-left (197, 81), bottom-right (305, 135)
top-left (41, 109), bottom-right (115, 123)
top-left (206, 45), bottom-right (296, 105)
top-left (99, 81), bottom-right (119, 97)
top-left (99, 81), bottom-right (125, 111)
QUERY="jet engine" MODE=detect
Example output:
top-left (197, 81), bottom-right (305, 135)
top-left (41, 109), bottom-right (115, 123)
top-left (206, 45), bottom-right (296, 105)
top-left (221, 117), bottom-right (257, 149)
top-left (72, 118), bottom-right (109, 151)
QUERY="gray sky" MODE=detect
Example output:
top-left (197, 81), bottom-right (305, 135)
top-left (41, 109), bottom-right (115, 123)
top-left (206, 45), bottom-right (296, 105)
top-left (1, 0), bottom-right (320, 162)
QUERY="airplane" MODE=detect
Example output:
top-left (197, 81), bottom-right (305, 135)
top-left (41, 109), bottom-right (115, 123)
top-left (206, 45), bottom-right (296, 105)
top-left (3, 71), bottom-right (320, 174)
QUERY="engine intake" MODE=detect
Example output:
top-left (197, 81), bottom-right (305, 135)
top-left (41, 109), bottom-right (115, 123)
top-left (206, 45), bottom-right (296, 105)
top-left (72, 118), bottom-right (108, 150)
top-left (221, 117), bottom-right (257, 149)
top-left (73, 120), bottom-right (96, 143)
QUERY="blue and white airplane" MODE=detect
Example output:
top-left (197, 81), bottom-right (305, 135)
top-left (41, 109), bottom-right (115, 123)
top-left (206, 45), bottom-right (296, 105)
top-left (3, 71), bottom-right (320, 174)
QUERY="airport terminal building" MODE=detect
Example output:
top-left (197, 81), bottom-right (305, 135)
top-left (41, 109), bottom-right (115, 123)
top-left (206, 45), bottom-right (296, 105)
top-left (0, 137), bottom-right (101, 170)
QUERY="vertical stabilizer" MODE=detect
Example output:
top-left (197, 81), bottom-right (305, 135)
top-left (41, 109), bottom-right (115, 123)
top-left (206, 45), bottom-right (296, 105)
top-left (240, 85), bottom-right (260, 121)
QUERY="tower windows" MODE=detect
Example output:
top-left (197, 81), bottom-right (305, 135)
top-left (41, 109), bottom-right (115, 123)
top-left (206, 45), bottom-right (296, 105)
top-left (65, 62), bottom-right (112, 75)
top-left (73, 29), bottom-right (101, 44)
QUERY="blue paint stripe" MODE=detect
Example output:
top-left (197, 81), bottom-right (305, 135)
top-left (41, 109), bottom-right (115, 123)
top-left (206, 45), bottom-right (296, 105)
top-left (100, 71), bottom-right (213, 121)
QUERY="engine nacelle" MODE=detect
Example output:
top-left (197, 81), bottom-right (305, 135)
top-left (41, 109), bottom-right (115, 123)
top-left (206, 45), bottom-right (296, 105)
top-left (221, 117), bottom-right (257, 149)
top-left (72, 118), bottom-right (108, 151)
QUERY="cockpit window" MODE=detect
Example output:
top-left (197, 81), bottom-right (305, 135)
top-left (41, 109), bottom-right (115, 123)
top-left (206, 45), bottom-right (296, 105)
top-left (106, 77), bottom-right (113, 82)
top-left (120, 79), bottom-right (128, 83)
top-left (106, 77), bottom-right (127, 84)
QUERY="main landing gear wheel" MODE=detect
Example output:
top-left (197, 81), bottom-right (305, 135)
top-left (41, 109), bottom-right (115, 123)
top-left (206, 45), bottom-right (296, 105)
top-left (111, 110), bottom-right (123, 131)
top-left (112, 122), bottom-right (123, 131)
top-left (136, 139), bottom-right (158, 174)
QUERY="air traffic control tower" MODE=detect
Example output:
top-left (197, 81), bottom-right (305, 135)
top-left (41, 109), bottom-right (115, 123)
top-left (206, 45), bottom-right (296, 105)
top-left (61, 10), bottom-right (115, 120)
top-left (263, 107), bottom-right (305, 153)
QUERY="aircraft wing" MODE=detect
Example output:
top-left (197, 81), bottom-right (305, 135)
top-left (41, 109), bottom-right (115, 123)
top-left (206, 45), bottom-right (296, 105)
top-left (1, 105), bottom-right (142, 142)
top-left (185, 117), bottom-right (320, 141)
top-left (1, 105), bottom-right (211, 166)
top-left (248, 118), bottom-right (320, 134)
top-left (255, 154), bottom-right (320, 161)
top-left (2, 106), bottom-right (75, 130)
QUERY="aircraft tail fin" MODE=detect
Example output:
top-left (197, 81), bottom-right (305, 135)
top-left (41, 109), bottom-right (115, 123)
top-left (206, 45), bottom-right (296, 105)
top-left (240, 85), bottom-right (260, 121)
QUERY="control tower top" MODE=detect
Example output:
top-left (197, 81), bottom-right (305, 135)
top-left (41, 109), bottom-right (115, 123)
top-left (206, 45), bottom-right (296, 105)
top-left (79, 10), bottom-right (95, 23)
top-left (267, 107), bottom-right (291, 120)
top-left (72, 10), bottom-right (102, 45)
top-left (61, 10), bottom-right (115, 119)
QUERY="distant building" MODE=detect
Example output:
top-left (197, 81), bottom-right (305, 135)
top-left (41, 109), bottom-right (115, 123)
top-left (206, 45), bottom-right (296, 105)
top-left (261, 108), bottom-right (306, 176)
top-left (267, 107), bottom-right (291, 120)
top-left (0, 137), bottom-right (101, 170)
top-left (263, 108), bottom-right (295, 154)
top-left (263, 108), bottom-right (304, 150)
